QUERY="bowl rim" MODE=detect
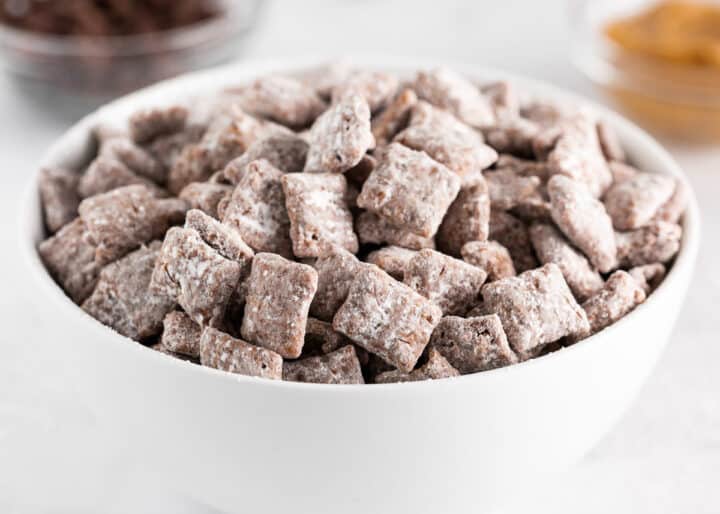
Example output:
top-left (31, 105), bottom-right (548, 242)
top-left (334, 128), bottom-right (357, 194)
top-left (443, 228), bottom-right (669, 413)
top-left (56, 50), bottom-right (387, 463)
top-left (19, 55), bottom-right (702, 392)
top-left (0, 0), bottom-right (263, 57)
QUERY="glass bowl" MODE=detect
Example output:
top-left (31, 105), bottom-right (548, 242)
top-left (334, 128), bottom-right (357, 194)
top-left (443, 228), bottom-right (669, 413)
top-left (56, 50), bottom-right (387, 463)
top-left (0, 0), bottom-right (263, 95)
top-left (570, 0), bottom-right (720, 143)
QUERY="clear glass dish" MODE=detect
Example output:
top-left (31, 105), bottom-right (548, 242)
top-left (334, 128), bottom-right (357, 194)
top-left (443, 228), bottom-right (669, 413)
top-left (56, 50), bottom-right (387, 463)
top-left (0, 0), bottom-right (263, 95)
top-left (570, 0), bottom-right (720, 143)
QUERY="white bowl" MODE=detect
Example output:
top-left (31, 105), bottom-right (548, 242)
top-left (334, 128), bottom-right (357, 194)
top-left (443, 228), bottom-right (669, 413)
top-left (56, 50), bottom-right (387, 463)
top-left (19, 57), bottom-right (700, 514)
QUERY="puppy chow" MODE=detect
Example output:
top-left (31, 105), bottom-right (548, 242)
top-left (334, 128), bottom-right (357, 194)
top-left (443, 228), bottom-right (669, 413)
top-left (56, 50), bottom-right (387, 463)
top-left (374, 348), bottom-right (460, 384)
top-left (461, 240), bottom-right (516, 282)
top-left (160, 311), bottom-right (202, 357)
top-left (283, 345), bottom-right (364, 384)
top-left (366, 246), bottom-right (417, 280)
top-left (199, 327), bottom-right (283, 379)
top-left (38, 167), bottom-right (80, 233)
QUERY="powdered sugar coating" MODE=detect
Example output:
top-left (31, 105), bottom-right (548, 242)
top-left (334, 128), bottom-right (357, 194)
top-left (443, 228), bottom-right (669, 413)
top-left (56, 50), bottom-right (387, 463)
top-left (371, 88), bottom-right (418, 145)
top-left (603, 172), bottom-right (676, 230)
top-left (38, 167), bottom-right (80, 233)
top-left (482, 117), bottom-right (540, 158)
top-left (404, 249), bottom-right (487, 316)
top-left (160, 310), bottom-right (202, 357)
top-left (129, 106), bottom-right (188, 144)
top-left (616, 221), bottom-right (682, 267)
top-left (579, 271), bottom-right (646, 337)
top-left (150, 227), bottom-right (241, 327)
top-left (485, 167), bottom-right (543, 211)
top-left (482, 263), bottom-right (589, 359)
top-left (548, 175), bottom-right (617, 273)
top-left (394, 101), bottom-right (497, 176)
top-left (100, 137), bottom-right (166, 184)
top-left (331, 70), bottom-right (399, 113)
top-left (302, 317), bottom-right (353, 356)
top-left (283, 345), bottom-right (364, 384)
top-left (78, 155), bottom-right (163, 199)
top-left (436, 174), bottom-right (490, 256)
top-left (529, 222), bottom-right (604, 302)
top-left (366, 246), bottom-right (417, 280)
top-left (374, 348), bottom-right (460, 384)
top-left (222, 159), bottom-right (293, 258)
top-left (38, 218), bottom-right (100, 303)
top-left (596, 120), bottom-right (626, 163)
top-left (78, 185), bottom-right (188, 265)
top-left (333, 265), bottom-right (442, 372)
top-left (282, 173), bottom-right (359, 257)
top-left (241, 253), bottom-right (318, 359)
top-left (546, 113), bottom-right (613, 198)
top-left (429, 314), bottom-right (518, 373)
top-left (223, 133), bottom-right (308, 184)
top-left (179, 182), bottom-right (232, 219)
top-left (495, 154), bottom-right (553, 182)
top-left (241, 75), bottom-right (326, 128)
top-left (356, 211), bottom-right (436, 250)
top-left (461, 240), bottom-right (516, 282)
top-left (654, 178), bottom-right (688, 224)
top-left (357, 143), bottom-right (461, 237)
top-left (608, 161), bottom-right (638, 184)
top-left (310, 246), bottom-right (366, 322)
top-left (304, 93), bottom-right (374, 173)
top-left (82, 242), bottom-right (175, 341)
top-left (412, 67), bottom-right (495, 127)
top-left (199, 327), bottom-right (283, 379)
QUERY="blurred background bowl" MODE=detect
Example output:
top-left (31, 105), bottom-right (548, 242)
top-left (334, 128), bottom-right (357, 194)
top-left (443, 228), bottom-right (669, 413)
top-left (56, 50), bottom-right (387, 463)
top-left (0, 0), bottom-right (263, 96)
top-left (570, 0), bottom-right (720, 143)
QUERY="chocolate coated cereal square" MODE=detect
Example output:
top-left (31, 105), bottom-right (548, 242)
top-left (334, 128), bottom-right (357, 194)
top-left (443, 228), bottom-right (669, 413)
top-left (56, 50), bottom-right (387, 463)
top-left (436, 174), bottom-right (491, 256)
top-left (461, 240), bottom-right (516, 282)
top-left (482, 263), bottom-right (589, 359)
top-left (129, 106), bottom-right (188, 144)
top-left (331, 70), bottom-right (399, 113)
top-left (199, 327), bottom-right (283, 379)
top-left (371, 88), bottom-right (417, 145)
top-left (283, 345), bottom-right (364, 384)
top-left (241, 75), bottom-right (326, 128)
top-left (366, 246), bottom-right (417, 280)
top-left (222, 159), bottom-right (293, 258)
top-left (374, 348), bottom-right (460, 383)
top-left (241, 253), bottom-right (318, 358)
top-left (282, 173), bottom-right (359, 257)
top-left (616, 221), bottom-right (682, 267)
top-left (579, 271), bottom-right (646, 337)
top-left (333, 265), bottom-right (442, 372)
top-left (404, 249), bottom-right (487, 316)
top-left (160, 310), bottom-right (202, 357)
top-left (488, 210), bottom-right (538, 272)
top-left (429, 314), bottom-right (518, 373)
top-left (628, 263), bottom-right (666, 295)
top-left (38, 167), bottom-right (80, 233)
top-left (357, 143), bottom-right (461, 237)
top-left (223, 133), bottom-right (308, 184)
top-left (603, 172), bottom-right (676, 230)
top-left (355, 211), bottom-right (436, 250)
top-left (310, 246), bottom-right (366, 322)
top-left (179, 182), bottom-right (233, 219)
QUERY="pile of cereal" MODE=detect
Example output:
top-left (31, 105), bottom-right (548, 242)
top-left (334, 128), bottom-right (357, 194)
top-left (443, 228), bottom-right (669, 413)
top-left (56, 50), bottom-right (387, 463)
top-left (37, 64), bottom-right (687, 384)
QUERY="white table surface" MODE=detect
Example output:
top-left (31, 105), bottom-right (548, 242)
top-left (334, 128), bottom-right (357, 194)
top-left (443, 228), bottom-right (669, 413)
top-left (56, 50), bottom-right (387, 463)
top-left (1, 1), bottom-right (718, 512)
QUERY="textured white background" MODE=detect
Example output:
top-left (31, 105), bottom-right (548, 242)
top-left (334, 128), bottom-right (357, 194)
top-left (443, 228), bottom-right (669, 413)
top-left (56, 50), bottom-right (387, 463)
top-left (1, 1), bottom-right (718, 512)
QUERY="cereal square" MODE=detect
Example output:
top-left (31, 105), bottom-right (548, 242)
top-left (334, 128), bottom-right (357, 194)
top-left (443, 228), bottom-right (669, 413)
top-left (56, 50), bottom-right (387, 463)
top-left (199, 327), bottom-right (283, 380)
top-left (616, 221), bottom-right (682, 267)
top-left (332, 265), bottom-right (442, 372)
top-left (546, 113), bottom-right (613, 198)
top-left (366, 246), bottom-right (417, 280)
top-left (412, 68), bottom-right (495, 127)
top-left (481, 117), bottom-right (540, 158)
top-left (38, 167), bottom-right (80, 233)
top-left (548, 175), bottom-right (617, 273)
top-left (461, 240), bottom-right (516, 282)
top-left (241, 75), bottom-right (326, 128)
top-left (331, 70), bottom-right (399, 113)
top-left (529, 222), bottom-right (604, 302)
top-left (223, 133), bottom-right (308, 184)
top-left (222, 159), bottom-right (293, 258)
top-left (579, 271), bottom-right (646, 337)
top-left (282, 173), bottom-right (359, 257)
top-left (394, 101), bottom-right (497, 176)
top-left (150, 227), bottom-right (241, 327)
top-left (628, 263), bottom-right (666, 295)
top-left (241, 253), bottom-right (318, 358)
top-left (482, 263), bottom-right (589, 359)
top-left (283, 345), bottom-right (364, 384)
top-left (355, 211), bottom-right (435, 250)
top-left (304, 94), bottom-right (374, 173)
top-left (78, 155), bottom-right (163, 199)
top-left (603, 172), bottom-right (676, 230)
top-left (310, 246), bottom-right (366, 322)
top-left (178, 181), bottom-right (232, 219)
top-left (302, 317), bottom-right (353, 357)
top-left (160, 311), bottom-right (202, 357)
top-left (429, 314), bottom-right (518, 373)
top-left (82, 242), bottom-right (175, 341)
top-left (38, 218), bottom-right (101, 304)
top-left (100, 137), bottom-right (166, 184)
top-left (374, 348), bottom-right (460, 383)
top-left (654, 179), bottom-right (688, 224)
top-left (404, 249), bottom-right (487, 316)
top-left (485, 167), bottom-right (543, 211)
top-left (357, 143), bottom-right (461, 237)
top-left (78, 185), bottom-right (188, 265)
top-left (596, 120), bottom-right (626, 163)
top-left (436, 173), bottom-right (491, 256)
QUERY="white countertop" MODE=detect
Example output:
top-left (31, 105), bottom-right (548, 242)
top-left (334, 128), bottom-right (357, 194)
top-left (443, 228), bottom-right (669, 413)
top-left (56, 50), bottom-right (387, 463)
top-left (1, 1), bottom-right (718, 512)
